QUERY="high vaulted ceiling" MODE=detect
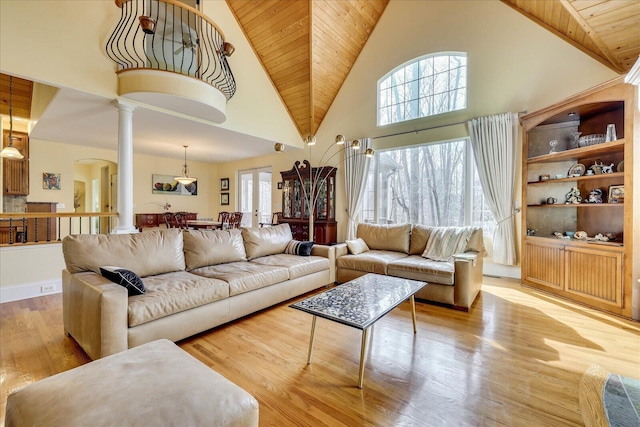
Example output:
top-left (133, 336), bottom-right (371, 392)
top-left (502, 0), bottom-right (640, 74)
top-left (227, 0), bottom-right (638, 141)
top-left (226, 0), bottom-right (389, 140)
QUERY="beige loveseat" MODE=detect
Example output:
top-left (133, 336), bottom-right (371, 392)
top-left (335, 223), bottom-right (483, 311)
top-left (62, 224), bottom-right (335, 360)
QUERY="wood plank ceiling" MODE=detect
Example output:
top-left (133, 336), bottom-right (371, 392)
top-left (502, 0), bottom-right (640, 74)
top-left (226, 0), bottom-right (389, 140)
top-left (227, 1), bottom-right (638, 141)
top-left (0, 73), bottom-right (33, 120)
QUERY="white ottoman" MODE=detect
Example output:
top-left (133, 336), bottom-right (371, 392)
top-left (5, 339), bottom-right (259, 427)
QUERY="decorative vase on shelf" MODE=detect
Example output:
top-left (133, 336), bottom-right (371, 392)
top-left (549, 139), bottom-right (558, 154)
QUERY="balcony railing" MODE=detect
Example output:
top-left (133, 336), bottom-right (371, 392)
top-left (0, 213), bottom-right (119, 247)
top-left (106, 0), bottom-right (236, 100)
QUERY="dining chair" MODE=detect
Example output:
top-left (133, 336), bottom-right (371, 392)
top-left (218, 212), bottom-right (230, 229)
top-left (227, 212), bottom-right (243, 229)
top-left (259, 212), bottom-right (282, 227)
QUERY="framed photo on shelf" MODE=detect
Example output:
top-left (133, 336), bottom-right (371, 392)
top-left (608, 185), bottom-right (624, 203)
top-left (220, 178), bottom-right (229, 191)
top-left (220, 192), bottom-right (229, 205)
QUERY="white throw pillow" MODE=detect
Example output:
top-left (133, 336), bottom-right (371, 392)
top-left (346, 237), bottom-right (370, 255)
top-left (422, 226), bottom-right (474, 262)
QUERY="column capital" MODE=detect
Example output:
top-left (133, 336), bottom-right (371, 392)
top-left (112, 98), bottom-right (138, 112)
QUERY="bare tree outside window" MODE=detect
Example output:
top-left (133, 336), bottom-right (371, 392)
top-left (361, 139), bottom-right (496, 234)
top-left (378, 53), bottom-right (467, 126)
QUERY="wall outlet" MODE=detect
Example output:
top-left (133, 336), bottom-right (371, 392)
top-left (41, 284), bottom-right (55, 293)
top-left (56, 203), bottom-right (65, 209)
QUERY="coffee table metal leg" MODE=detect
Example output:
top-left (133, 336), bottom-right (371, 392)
top-left (307, 315), bottom-right (317, 365)
top-left (411, 295), bottom-right (417, 333)
top-left (358, 327), bottom-right (369, 388)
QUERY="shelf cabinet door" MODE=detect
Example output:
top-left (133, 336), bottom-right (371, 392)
top-left (2, 130), bottom-right (29, 196)
top-left (565, 246), bottom-right (623, 308)
top-left (523, 241), bottom-right (565, 289)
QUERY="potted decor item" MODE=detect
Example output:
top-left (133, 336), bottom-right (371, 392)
top-left (139, 16), bottom-right (156, 34)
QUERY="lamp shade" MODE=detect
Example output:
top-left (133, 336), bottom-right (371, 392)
top-left (0, 145), bottom-right (24, 159)
top-left (175, 176), bottom-right (197, 185)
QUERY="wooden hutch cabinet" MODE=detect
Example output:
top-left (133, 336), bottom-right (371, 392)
top-left (2, 130), bottom-right (29, 195)
top-left (280, 160), bottom-right (337, 245)
top-left (520, 77), bottom-right (638, 319)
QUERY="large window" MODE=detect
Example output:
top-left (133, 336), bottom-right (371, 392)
top-left (361, 139), bottom-right (495, 236)
top-left (378, 52), bottom-right (467, 126)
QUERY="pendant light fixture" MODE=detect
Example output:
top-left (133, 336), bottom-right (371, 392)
top-left (1, 76), bottom-right (25, 159)
top-left (174, 145), bottom-right (196, 185)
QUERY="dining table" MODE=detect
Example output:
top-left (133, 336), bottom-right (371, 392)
top-left (186, 220), bottom-right (222, 230)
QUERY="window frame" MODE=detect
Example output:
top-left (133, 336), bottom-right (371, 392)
top-left (361, 138), bottom-right (495, 235)
top-left (377, 52), bottom-right (467, 126)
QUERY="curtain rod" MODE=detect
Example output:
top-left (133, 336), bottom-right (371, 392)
top-left (371, 110), bottom-right (528, 140)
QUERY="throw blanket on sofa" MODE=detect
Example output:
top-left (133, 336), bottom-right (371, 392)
top-left (423, 226), bottom-right (475, 262)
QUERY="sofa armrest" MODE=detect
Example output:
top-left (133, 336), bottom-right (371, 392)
top-left (452, 250), bottom-right (483, 311)
top-left (62, 269), bottom-right (128, 360)
top-left (334, 243), bottom-right (349, 259)
top-left (311, 244), bottom-right (336, 283)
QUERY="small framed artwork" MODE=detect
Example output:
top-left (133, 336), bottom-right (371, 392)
top-left (277, 182), bottom-right (283, 190)
top-left (220, 192), bottom-right (229, 205)
top-left (43, 172), bottom-right (61, 190)
top-left (608, 185), bottom-right (624, 203)
top-left (220, 178), bottom-right (229, 191)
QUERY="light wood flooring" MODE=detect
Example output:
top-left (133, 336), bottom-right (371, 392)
top-left (1, 277), bottom-right (639, 426)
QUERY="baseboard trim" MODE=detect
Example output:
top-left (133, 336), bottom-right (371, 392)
top-left (0, 279), bottom-right (62, 303)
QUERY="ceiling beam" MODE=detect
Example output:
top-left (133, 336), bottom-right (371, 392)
top-left (558, 0), bottom-right (626, 74)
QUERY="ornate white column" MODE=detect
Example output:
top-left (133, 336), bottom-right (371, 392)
top-left (111, 99), bottom-right (139, 234)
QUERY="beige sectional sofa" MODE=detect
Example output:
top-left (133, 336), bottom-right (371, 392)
top-left (62, 224), bottom-right (335, 360)
top-left (335, 223), bottom-right (483, 311)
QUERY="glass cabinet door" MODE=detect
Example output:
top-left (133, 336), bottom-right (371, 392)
top-left (316, 179), bottom-right (328, 220)
top-left (283, 180), bottom-right (291, 218)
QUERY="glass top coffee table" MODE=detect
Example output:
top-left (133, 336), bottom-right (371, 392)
top-left (290, 273), bottom-right (426, 388)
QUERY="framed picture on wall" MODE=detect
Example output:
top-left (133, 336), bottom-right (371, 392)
top-left (220, 178), bottom-right (229, 191)
top-left (43, 172), bottom-right (61, 190)
top-left (220, 192), bottom-right (229, 205)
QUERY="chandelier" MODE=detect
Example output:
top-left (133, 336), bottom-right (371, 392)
top-left (174, 145), bottom-right (196, 185)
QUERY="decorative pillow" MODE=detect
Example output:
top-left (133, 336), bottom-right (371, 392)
top-left (284, 240), bottom-right (314, 256)
top-left (422, 226), bottom-right (475, 262)
top-left (99, 266), bottom-right (146, 296)
top-left (346, 237), bottom-right (370, 255)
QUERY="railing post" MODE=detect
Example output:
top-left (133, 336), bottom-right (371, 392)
top-left (8, 218), bottom-right (13, 245)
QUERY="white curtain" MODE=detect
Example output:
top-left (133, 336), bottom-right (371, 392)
top-left (344, 138), bottom-right (372, 240)
top-left (468, 113), bottom-right (518, 265)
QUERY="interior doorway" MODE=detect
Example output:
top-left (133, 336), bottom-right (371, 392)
top-left (238, 167), bottom-right (272, 227)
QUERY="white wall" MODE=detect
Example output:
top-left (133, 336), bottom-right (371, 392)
top-left (0, 0), bottom-right (301, 148)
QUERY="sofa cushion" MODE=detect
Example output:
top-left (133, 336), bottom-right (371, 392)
top-left (251, 254), bottom-right (329, 280)
top-left (284, 240), bottom-right (314, 256)
top-left (190, 262), bottom-right (289, 296)
top-left (336, 250), bottom-right (409, 275)
top-left (409, 224), bottom-right (438, 255)
top-left (346, 237), bottom-right (369, 255)
top-left (63, 229), bottom-right (185, 277)
top-left (422, 226), bottom-right (477, 262)
top-left (183, 229), bottom-right (247, 270)
top-left (241, 224), bottom-right (293, 260)
top-left (466, 227), bottom-right (484, 253)
top-left (127, 271), bottom-right (229, 327)
top-left (99, 266), bottom-right (146, 296)
top-left (388, 256), bottom-right (455, 285)
top-left (357, 223), bottom-right (411, 253)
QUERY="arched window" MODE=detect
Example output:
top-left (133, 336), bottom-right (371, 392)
top-left (378, 52), bottom-right (467, 126)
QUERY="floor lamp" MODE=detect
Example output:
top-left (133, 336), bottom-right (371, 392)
top-left (275, 135), bottom-right (373, 242)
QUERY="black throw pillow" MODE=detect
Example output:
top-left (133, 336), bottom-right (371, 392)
top-left (284, 240), bottom-right (314, 256)
top-left (99, 266), bottom-right (146, 296)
